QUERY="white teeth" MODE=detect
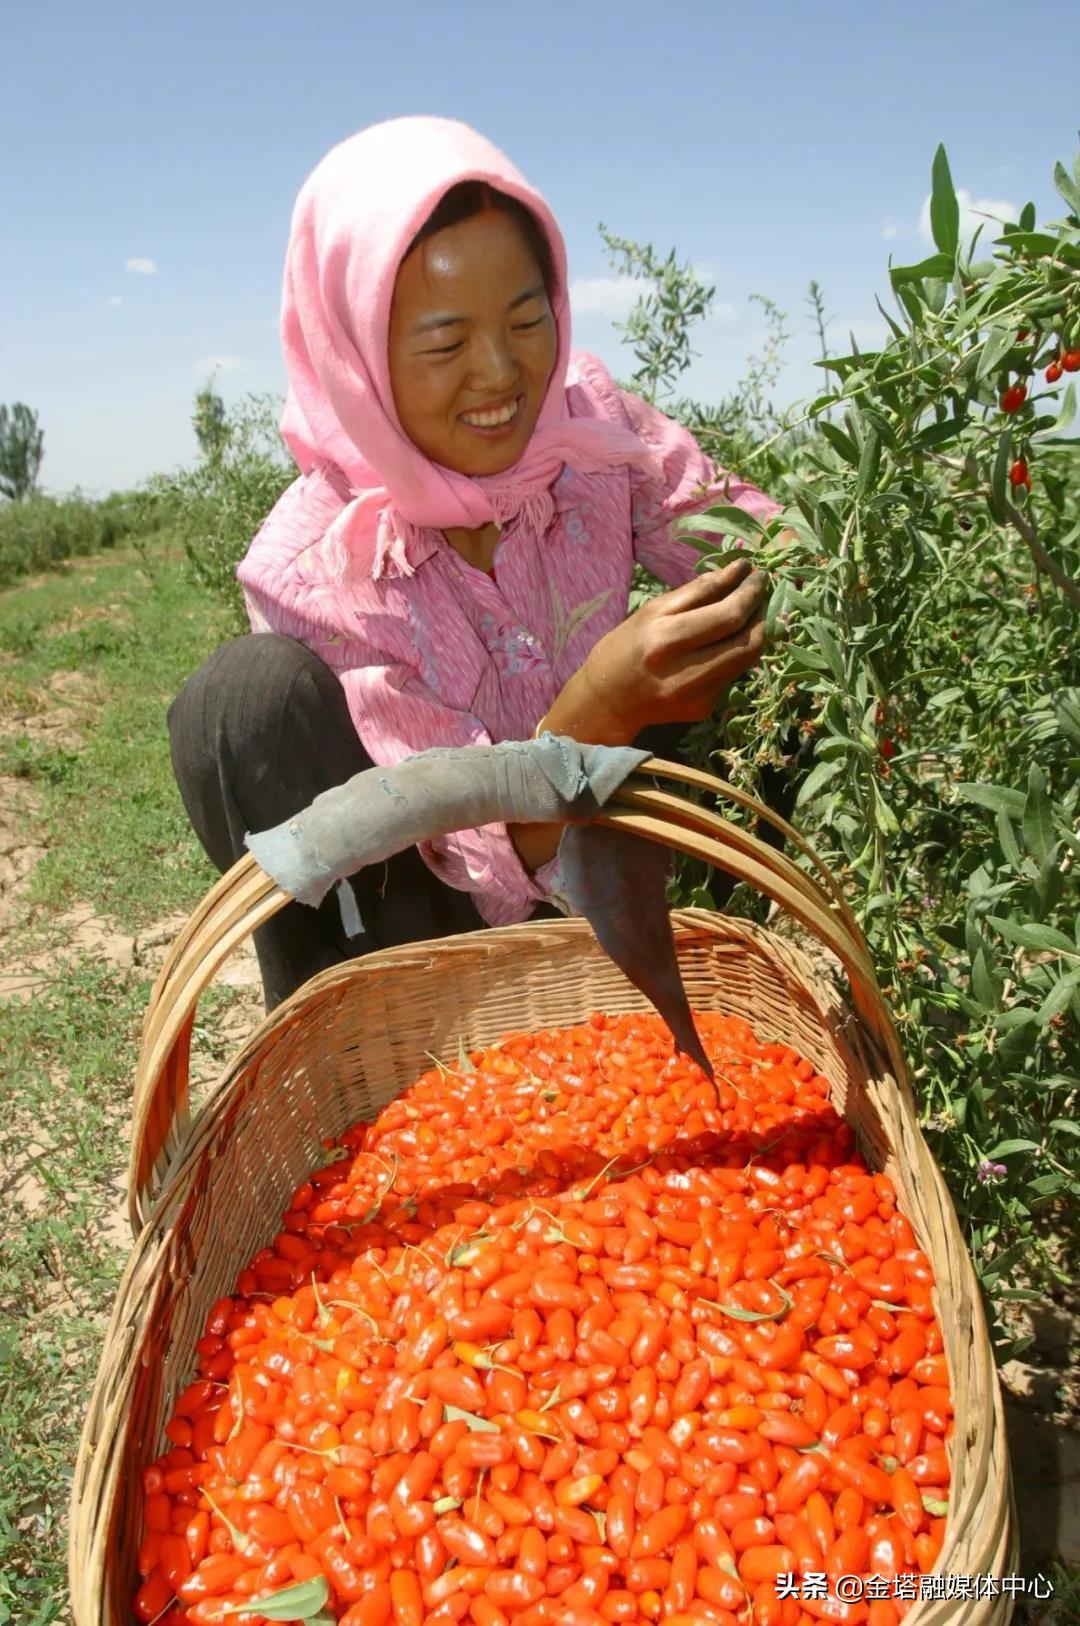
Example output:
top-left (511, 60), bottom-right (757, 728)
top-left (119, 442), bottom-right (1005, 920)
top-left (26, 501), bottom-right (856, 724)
top-left (462, 399), bottom-right (519, 427)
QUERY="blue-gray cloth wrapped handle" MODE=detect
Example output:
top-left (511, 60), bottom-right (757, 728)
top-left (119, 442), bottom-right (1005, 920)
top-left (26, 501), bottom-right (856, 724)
top-left (245, 735), bottom-right (713, 1080)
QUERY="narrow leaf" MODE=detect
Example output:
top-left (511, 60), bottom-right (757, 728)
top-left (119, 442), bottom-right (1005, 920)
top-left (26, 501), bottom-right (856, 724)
top-left (855, 427), bottom-right (882, 499)
top-left (1039, 970), bottom-right (1080, 1026)
top-left (996, 810), bottom-right (1022, 870)
top-left (976, 325), bottom-right (1018, 382)
top-left (1053, 160), bottom-right (1080, 216)
top-left (930, 145), bottom-right (960, 258)
top-left (991, 426), bottom-right (1012, 520)
top-left (983, 1138), bottom-right (1039, 1158)
top-left (955, 782), bottom-right (1026, 819)
top-left (702, 1284), bottom-right (793, 1323)
top-left (675, 504), bottom-right (767, 545)
top-left (890, 252), bottom-right (956, 284)
top-left (443, 1404), bottom-right (498, 1432)
top-left (1022, 765), bottom-right (1055, 866)
top-left (796, 758), bottom-right (843, 807)
top-left (987, 918), bottom-right (1076, 956)
top-left (222, 1578), bottom-right (331, 1621)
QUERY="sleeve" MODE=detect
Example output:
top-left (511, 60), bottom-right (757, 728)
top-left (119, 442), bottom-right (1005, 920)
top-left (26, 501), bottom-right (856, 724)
top-left (239, 576), bottom-right (554, 929)
top-left (619, 388), bottom-right (785, 587)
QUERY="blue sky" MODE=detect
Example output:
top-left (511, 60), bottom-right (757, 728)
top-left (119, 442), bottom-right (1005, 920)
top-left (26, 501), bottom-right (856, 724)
top-left (3, 0), bottom-right (1078, 496)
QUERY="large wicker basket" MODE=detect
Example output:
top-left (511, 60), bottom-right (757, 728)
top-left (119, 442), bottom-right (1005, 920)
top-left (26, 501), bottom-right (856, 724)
top-left (69, 764), bottom-right (1016, 1623)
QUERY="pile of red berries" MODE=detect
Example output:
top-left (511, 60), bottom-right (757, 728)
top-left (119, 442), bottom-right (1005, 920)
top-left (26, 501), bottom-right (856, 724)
top-left (133, 1012), bottom-right (953, 1626)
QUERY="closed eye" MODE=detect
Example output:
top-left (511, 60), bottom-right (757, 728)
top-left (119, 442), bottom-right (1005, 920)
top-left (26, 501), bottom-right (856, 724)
top-left (422, 315), bottom-right (547, 357)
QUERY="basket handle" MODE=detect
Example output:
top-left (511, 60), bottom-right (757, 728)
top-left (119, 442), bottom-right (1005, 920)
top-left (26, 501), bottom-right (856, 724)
top-left (128, 761), bottom-right (905, 1234)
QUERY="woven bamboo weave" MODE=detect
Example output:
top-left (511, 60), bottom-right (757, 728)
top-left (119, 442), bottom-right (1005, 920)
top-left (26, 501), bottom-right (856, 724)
top-left (69, 765), bottom-right (1016, 1623)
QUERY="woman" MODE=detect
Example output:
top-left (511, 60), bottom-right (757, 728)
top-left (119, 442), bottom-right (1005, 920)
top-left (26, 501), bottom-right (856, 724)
top-left (168, 115), bottom-right (781, 1010)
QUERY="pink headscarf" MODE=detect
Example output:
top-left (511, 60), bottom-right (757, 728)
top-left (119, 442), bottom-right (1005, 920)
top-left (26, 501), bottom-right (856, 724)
top-left (269, 115), bottom-right (662, 578)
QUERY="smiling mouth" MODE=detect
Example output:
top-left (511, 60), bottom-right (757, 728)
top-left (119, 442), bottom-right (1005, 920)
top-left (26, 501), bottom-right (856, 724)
top-left (459, 395), bottom-right (524, 432)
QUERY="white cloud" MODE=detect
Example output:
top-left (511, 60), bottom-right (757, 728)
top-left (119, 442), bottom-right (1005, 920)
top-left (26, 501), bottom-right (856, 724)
top-left (881, 220), bottom-right (900, 241)
top-left (570, 274), bottom-right (735, 324)
top-left (195, 354), bottom-right (246, 376)
top-left (107, 295), bottom-right (124, 307)
top-left (569, 276), bottom-right (648, 316)
top-left (918, 187), bottom-right (1017, 249)
top-left (125, 256), bottom-right (159, 275)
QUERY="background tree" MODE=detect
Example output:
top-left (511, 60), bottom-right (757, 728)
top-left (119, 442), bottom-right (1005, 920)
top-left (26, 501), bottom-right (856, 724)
top-left (0, 402), bottom-right (44, 500)
top-left (192, 376), bottom-right (231, 467)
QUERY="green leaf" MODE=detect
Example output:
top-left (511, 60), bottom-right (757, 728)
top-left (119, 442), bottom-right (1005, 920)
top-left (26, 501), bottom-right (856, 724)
top-left (1053, 160), bottom-right (1080, 216)
top-left (871, 777), bottom-right (900, 838)
top-left (676, 505), bottom-right (767, 546)
top-left (855, 428), bottom-right (882, 499)
top-left (984, 1139), bottom-right (1038, 1158)
top-left (1039, 970), bottom-right (1080, 1026)
top-left (976, 324), bottom-right (1018, 382)
top-left (987, 918), bottom-right (1077, 956)
top-left (222, 1578), bottom-right (331, 1621)
top-left (993, 1007), bottom-right (1038, 1033)
top-left (1032, 381), bottom-right (1077, 444)
top-left (930, 145), bottom-right (960, 258)
top-left (971, 949), bottom-right (998, 1011)
top-left (995, 810), bottom-right (1022, 871)
top-left (990, 426), bottom-right (1012, 520)
top-left (702, 1283), bottom-right (793, 1322)
top-left (457, 1037), bottom-right (476, 1073)
top-left (809, 617), bottom-right (845, 682)
top-left (443, 1404), bottom-right (498, 1432)
top-left (890, 252), bottom-right (956, 285)
top-left (796, 757), bottom-right (843, 807)
top-left (912, 417), bottom-right (964, 451)
top-left (1022, 765), bottom-right (1055, 865)
top-left (819, 421), bottom-right (860, 466)
top-left (994, 230), bottom-right (1061, 257)
top-left (955, 782), bottom-right (1026, 819)
top-left (815, 734), bottom-right (866, 762)
top-left (1050, 1118), bottom-right (1080, 1138)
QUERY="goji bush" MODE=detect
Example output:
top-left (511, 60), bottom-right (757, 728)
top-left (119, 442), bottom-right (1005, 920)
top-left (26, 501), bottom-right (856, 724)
top-left (610, 146), bottom-right (1080, 1347)
top-left (136, 1013), bottom-right (952, 1626)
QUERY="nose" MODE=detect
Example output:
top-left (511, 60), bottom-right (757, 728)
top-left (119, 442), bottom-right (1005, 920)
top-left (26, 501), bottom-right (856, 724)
top-left (467, 330), bottom-right (520, 396)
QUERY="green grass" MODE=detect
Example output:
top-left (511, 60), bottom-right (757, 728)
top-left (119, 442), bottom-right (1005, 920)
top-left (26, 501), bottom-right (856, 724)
top-left (0, 537), bottom-right (233, 933)
top-left (0, 537), bottom-right (238, 1620)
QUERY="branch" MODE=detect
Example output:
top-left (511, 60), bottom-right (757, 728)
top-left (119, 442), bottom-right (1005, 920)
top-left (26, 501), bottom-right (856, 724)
top-left (938, 453), bottom-right (1080, 611)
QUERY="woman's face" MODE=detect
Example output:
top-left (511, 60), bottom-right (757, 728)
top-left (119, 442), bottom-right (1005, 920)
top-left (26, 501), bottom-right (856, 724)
top-left (388, 207), bottom-right (558, 478)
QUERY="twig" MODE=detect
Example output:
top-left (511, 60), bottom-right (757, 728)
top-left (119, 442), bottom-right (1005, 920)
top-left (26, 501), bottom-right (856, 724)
top-left (937, 453), bottom-right (1080, 610)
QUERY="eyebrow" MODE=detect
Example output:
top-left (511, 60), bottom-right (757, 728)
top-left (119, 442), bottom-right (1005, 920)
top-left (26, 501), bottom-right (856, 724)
top-left (413, 284), bottom-right (547, 336)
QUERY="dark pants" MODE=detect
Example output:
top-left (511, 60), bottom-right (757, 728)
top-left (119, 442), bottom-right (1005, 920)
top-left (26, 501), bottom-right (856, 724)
top-left (167, 635), bottom-right (798, 1011)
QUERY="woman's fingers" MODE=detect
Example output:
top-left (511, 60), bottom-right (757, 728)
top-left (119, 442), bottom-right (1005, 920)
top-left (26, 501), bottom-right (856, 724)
top-left (659, 569), bottom-right (767, 654)
top-left (658, 556), bottom-right (755, 611)
top-left (666, 608), bottom-right (767, 687)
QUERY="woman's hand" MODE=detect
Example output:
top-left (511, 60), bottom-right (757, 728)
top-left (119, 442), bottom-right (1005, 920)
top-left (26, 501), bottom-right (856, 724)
top-left (546, 557), bottom-right (767, 745)
top-left (510, 559), bottom-right (767, 872)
